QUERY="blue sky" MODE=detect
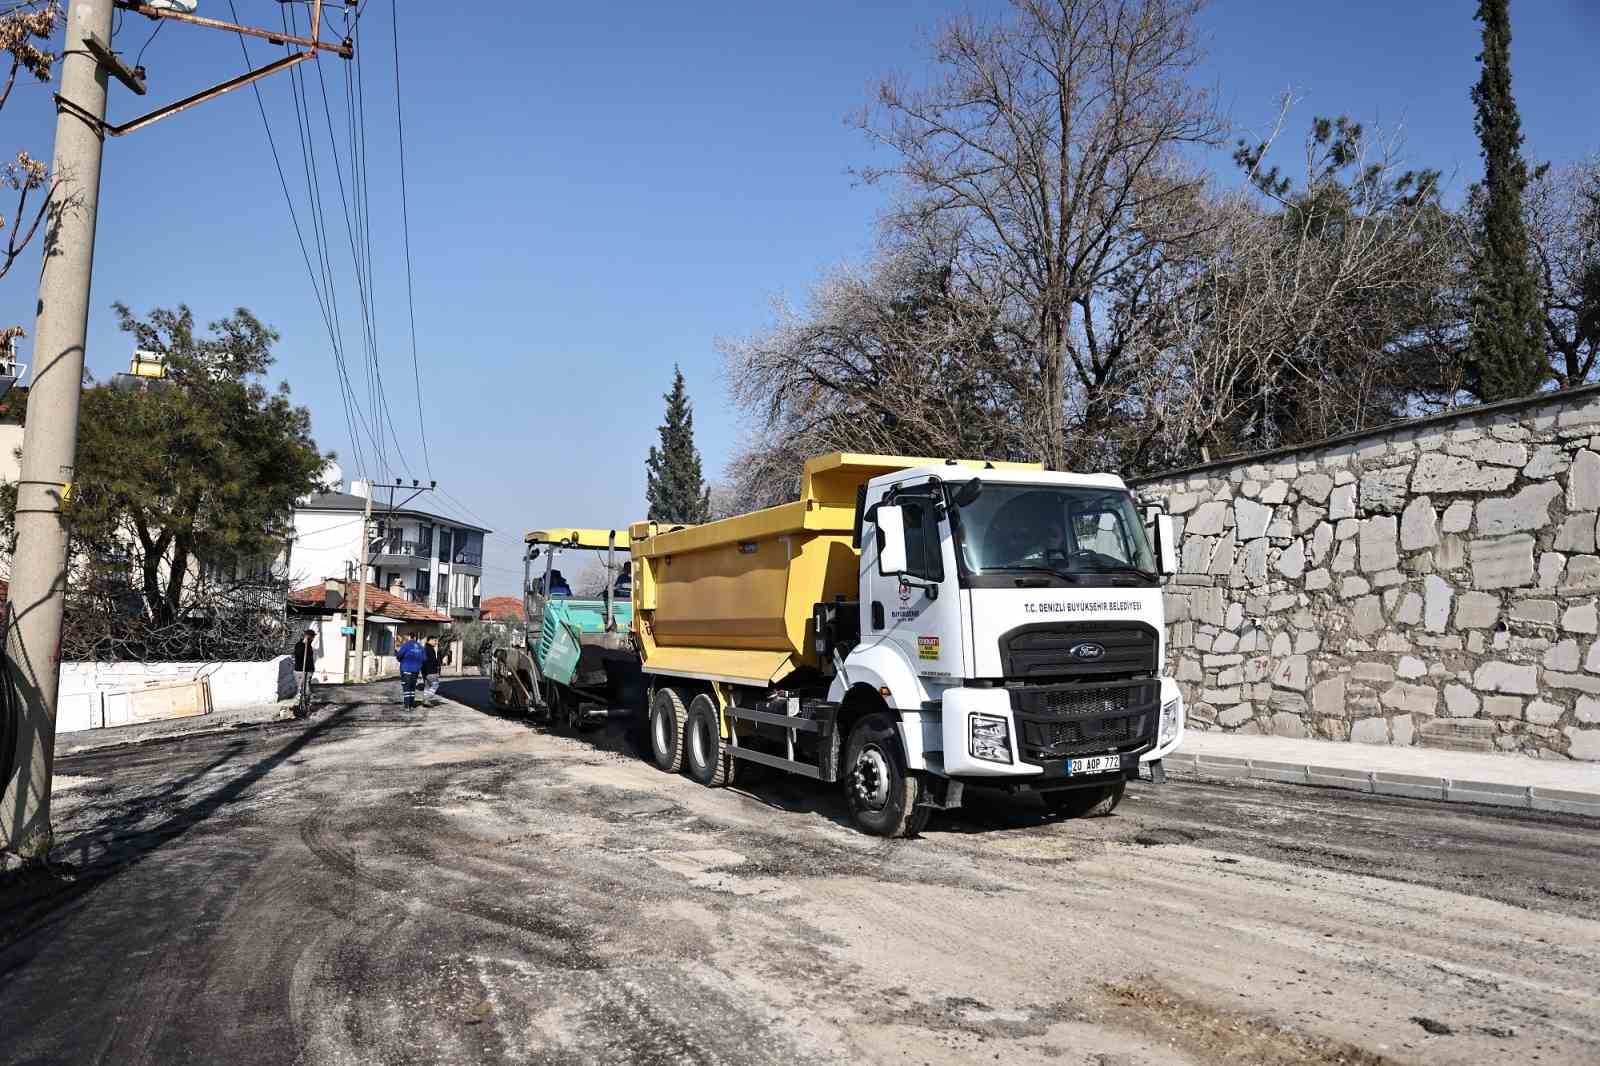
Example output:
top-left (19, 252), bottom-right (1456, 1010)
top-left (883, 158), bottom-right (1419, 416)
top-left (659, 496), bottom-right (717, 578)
top-left (3, 0), bottom-right (1596, 596)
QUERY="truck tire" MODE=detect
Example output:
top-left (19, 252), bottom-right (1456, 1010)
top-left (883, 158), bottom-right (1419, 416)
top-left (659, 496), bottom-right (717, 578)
top-left (842, 713), bottom-right (930, 838)
top-left (684, 693), bottom-right (735, 788)
top-left (649, 687), bottom-right (687, 774)
top-left (1042, 780), bottom-right (1125, 818)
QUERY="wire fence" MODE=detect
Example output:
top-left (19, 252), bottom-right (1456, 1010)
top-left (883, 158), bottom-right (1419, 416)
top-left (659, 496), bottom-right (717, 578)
top-left (58, 565), bottom-right (297, 664)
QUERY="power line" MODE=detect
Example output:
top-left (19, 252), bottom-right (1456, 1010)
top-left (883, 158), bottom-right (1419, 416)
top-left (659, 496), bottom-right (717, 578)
top-left (280, 1), bottom-right (386, 481)
top-left (390, 0), bottom-right (431, 479)
top-left (225, 0), bottom-right (375, 483)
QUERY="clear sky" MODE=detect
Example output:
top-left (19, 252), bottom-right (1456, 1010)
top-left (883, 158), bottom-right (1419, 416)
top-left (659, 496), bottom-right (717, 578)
top-left (3, 0), bottom-right (1596, 596)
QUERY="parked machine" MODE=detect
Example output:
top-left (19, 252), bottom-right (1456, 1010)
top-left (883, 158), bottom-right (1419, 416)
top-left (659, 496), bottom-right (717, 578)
top-left (502, 452), bottom-right (1186, 837)
top-left (489, 528), bottom-right (643, 732)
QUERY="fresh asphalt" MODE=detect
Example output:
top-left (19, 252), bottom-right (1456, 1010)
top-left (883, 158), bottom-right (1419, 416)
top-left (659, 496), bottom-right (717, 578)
top-left (2, 679), bottom-right (1597, 1065)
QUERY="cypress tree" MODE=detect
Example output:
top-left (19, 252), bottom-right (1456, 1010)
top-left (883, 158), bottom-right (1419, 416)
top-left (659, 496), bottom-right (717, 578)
top-left (1468, 0), bottom-right (1546, 399)
top-left (645, 366), bottom-right (712, 525)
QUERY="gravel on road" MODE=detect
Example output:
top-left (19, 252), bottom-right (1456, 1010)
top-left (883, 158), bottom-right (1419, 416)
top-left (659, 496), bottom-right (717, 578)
top-left (3, 678), bottom-right (1596, 1066)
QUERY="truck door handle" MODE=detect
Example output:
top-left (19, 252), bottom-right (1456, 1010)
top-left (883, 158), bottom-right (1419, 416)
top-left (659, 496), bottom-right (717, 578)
top-left (871, 602), bottom-right (885, 630)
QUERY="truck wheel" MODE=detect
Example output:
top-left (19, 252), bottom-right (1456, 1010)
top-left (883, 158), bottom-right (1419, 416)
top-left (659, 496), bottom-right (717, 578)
top-left (684, 694), bottom-right (735, 788)
top-left (842, 713), bottom-right (930, 838)
top-left (1042, 781), bottom-right (1125, 818)
top-left (649, 687), bottom-right (687, 774)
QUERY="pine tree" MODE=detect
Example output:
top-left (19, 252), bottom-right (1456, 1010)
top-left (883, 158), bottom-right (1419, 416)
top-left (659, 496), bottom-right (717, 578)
top-left (645, 366), bottom-right (712, 525)
top-left (1468, 0), bottom-right (1546, 400)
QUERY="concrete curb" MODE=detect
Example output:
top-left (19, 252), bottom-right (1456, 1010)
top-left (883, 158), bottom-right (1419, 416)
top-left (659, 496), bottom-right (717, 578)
top-left (1162, 751), bottom-right (1600, 818)
top-left (55, 703), bottom-right (297, 757)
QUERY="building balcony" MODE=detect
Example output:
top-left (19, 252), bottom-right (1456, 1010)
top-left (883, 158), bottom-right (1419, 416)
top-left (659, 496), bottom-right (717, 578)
top-left (371, 542), bottom-right (430, 567)
top-left (451, 551), bottom-right (483, 574)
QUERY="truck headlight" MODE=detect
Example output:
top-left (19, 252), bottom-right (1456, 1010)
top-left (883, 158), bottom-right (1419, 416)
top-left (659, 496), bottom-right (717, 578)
top-left (969, 714), bottom-right (1012, 764)
top-left (1159, 698), bottom-right (1180, 745)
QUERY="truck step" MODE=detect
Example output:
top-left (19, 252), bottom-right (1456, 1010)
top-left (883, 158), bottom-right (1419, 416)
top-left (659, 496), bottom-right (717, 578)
top-left (726, 745), bottom-right (829, 781)
top-left (727, 704), bottom-right (833, 736)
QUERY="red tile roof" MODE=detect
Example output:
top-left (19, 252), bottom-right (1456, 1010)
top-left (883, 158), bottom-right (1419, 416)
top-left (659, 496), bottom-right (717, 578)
top-left (478, 596), bottom-right (525, 621)
top-left (289, 580), bottom-right (450, 624)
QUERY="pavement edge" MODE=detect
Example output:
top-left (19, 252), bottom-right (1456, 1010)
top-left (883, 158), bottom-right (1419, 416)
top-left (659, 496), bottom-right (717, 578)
top-left (1162, 752), bottom-right (1600, 818)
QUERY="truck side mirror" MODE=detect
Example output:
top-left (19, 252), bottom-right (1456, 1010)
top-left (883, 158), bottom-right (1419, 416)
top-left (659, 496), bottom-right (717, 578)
top-left (1152, 513), bottom-right (1177, 577)
top-left (875, 505), bottom-right (908, 575)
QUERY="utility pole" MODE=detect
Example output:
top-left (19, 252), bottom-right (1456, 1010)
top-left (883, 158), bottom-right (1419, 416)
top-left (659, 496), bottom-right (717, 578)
top-left (354, 485), bottom-right (373, 682)
top-left (343, 560), bottom-right (355, 682)
top-left (0, 0), bottom-right (353, 864)
top-left (0, 0), bottom-right (115, 862)
top-left (353, 477), bottom-right (437, 683)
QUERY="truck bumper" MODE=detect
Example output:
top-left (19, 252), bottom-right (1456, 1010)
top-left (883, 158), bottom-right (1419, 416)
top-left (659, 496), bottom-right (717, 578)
top-left (932, 678), bottom-right (1183, 781)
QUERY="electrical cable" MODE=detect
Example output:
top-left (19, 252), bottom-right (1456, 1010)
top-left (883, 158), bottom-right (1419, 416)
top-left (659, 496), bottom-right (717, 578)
top-left (133, 17), bottom-right (163, 69)
top-left (225, 0), bottom-right (376, 484)
top-left (280, 2), bottom-right (386, 482)
top-left (390, 0), bottom-right (431, 479)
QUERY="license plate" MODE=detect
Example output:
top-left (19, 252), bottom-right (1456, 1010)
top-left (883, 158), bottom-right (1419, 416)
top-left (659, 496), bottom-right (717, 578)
top-left (1067, 755), bottom-right (1121, 776)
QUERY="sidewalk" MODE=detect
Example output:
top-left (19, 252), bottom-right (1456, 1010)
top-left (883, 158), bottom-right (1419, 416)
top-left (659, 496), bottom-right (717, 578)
top-left (54, 698), bottom-right (297, 757)
top-left (1167, 730), bottom-right (1600, 817)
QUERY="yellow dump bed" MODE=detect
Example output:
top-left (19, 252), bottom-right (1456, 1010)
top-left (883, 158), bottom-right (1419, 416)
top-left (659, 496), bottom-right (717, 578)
top-left (628, 452), bottom-right (1043, 686)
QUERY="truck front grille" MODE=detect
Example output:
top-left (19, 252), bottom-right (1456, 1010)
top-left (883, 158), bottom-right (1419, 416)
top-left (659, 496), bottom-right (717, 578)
top-left (998, 621), bottom-right (1158, 680)
top-left (1009, 678), bottom-right (1158, 764)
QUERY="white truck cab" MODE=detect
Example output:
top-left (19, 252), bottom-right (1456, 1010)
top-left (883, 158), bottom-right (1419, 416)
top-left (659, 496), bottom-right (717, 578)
top-left (828, 464), bottom-right (1184, 804)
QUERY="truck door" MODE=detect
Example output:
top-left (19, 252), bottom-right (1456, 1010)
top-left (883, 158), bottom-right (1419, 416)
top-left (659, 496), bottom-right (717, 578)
top-left (862, 483), bottom-right (966, 685)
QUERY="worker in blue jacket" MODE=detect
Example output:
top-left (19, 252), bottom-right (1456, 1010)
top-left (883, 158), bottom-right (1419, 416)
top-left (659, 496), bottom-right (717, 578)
top-left (395, 632), bottom-right (427, 709)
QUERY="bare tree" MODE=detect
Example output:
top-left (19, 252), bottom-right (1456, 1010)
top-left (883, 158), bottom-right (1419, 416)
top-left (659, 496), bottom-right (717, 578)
top-left (1155, 112), bottom-right (1465, 461)
top-left (721, 234), bottom-right (1027, 469)
top-left (1525, 157), bottom-right (1600, 388)
top-left (855, 0), bottom-right (1224, 469)
top-left (0, 2), bottom-right (58, 325)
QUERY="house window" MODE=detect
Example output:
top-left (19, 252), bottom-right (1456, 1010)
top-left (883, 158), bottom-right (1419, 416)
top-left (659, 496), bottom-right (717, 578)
top-left (453, 531), bottom-right (484, 568)
top-left (438, 527), bottom-right (452, 563)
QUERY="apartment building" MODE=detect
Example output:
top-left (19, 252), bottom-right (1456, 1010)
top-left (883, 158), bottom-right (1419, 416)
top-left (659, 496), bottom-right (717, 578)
top-left (289, 471), bottom-right (489, 622)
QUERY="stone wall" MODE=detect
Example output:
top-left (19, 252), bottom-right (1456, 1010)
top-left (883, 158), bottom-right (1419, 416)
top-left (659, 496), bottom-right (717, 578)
top-left (1132, 385), bottom-right (1600, 760)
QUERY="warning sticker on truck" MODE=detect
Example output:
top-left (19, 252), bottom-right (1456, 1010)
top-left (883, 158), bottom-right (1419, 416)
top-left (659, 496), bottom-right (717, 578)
top-left (917, 636), bottom-right (940, 660)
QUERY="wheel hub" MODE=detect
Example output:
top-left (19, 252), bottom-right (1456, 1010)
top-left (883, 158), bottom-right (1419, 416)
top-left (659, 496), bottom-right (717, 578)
top-left (691, 718), bottom-right (709, 766)
top-left (850, 746), bottom-right (891, 810)
top-left (652, 705), bottom-right (671, 756)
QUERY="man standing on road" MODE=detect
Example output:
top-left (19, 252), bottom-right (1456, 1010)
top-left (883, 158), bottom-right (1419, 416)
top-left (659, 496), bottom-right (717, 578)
top-left (395, 632), bottom-right (427, 709)
top-left (293, 628), bottom-right (317, 696)
top-left (422, 637), bottom-right (442, 705)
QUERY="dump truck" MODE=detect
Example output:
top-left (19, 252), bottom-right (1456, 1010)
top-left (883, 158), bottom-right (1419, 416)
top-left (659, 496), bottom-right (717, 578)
top-left (489, 528), bottom-right (642, 731)
top-left (515, 452), bottom-right (1185, 837)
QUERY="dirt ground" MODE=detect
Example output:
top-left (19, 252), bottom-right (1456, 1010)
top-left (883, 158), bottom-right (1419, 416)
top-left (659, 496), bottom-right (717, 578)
top-left (3, 679), bottom-right (1597, 1066)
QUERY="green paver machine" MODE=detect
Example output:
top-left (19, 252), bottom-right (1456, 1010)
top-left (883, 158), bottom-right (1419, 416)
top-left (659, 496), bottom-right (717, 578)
top-left (489, 527), bottom-right (642, 731)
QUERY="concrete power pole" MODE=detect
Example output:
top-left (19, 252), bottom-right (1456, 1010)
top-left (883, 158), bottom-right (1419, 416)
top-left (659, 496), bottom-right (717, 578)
top-left (0, 0), bottom-right (115, 860)
top-left (353, 485), bottom-right (373, 682)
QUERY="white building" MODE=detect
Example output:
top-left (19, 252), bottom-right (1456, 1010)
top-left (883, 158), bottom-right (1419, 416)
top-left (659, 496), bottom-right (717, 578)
top-left (288, 467), bottom-right (490, 623)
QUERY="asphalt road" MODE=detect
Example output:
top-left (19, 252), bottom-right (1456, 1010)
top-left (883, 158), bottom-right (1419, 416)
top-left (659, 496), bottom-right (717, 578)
top-left (3, 679), bottom-right (1597, 1066)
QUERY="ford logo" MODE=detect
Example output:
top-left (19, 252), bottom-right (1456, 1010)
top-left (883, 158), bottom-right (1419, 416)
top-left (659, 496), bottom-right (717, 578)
top-left (1069, 642), bottom-right (1106, 661)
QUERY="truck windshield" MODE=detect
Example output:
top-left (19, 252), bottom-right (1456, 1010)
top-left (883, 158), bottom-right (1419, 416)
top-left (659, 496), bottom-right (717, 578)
top-left (951, 484), bottom-right (1156, 583)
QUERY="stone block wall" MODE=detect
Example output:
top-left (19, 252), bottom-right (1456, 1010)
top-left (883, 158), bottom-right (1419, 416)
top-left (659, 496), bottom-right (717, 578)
top-left (1132, 385), bottom-right (1600, 760)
